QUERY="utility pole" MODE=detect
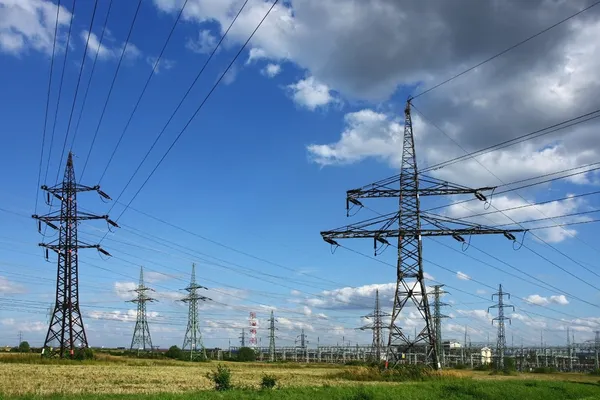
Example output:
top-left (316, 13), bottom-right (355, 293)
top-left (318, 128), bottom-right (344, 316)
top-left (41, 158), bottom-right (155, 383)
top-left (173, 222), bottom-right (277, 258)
top-left (129, 267), bottom-right (156, 351)
top-left (359, 289), bottom-right (389, 362)
top-left (240, 329), bottom-right (246, 347)
top-left (432, 285), bottom-right (449, 368)
top-left (461, 325), bottom-right (467, 365)
top-left (567, 327), bottom-right (572, 372)
top-left (488, 284), bottom-right (514, 370)
top-left (268, 310), bottom-right (277, 362)
top-left (33, 152), bottom-right (115, 358)
top-left (181, 263), bottom-right (209, 360)
top-left (18, 331), bottom-right (23, 348)
top-left (320, 100), bottom-right (523, 369)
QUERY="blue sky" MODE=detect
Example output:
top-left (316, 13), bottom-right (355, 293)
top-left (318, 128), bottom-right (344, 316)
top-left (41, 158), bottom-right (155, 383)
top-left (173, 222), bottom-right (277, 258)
top-left (1, 0), bottom-right (600, 350)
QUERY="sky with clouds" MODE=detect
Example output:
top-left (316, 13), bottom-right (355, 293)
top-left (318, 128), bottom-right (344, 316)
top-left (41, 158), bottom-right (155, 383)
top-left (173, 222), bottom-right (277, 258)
top-left (1, 0), bottom-right (600, 350)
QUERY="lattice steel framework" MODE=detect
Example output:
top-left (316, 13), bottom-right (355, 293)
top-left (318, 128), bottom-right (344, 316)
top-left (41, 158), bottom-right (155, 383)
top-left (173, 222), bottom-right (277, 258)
top-left (359, 289), bottom-right (389, 361)
top-left (130, 267), bottom-right (156, 351)
top-left (321, 100), bottom-right (523, 369)
top-left (33, 152), bottom-right (116, 358)
top-left (268, 310), bottom-right (277, 362)
top-left (182, 263), bottom-right (209, 360)
top-left (489, 284), bottom-right (514, 370)
top-left (432, 285), bottom-right (450, 367)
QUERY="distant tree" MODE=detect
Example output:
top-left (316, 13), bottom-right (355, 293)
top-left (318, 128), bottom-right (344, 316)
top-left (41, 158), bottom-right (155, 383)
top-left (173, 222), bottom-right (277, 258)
top-left (237, 347), bottom-right (256, 362)
top-left (166, 345), bottom-right (183, 359)
top-left (18, 341), bottom-right (30, 353)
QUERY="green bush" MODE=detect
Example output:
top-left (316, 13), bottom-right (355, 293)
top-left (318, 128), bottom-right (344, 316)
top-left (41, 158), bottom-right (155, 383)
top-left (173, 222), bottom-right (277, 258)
top-left (237, 347), bottom-right (256, 362)
top-left (206, 364), bottom-right (232, 391)
top-left (73, 347), bottom-right (94, 360)
top-left (18, 341), bottom-right (30, 353)
top-left (452, 364), bottom-right (467, 370)
top-left (165, 345), bottom-right (183, 359)
top-left (261, 374), bottom-right (277, 389)
top-left (331, 364), bottom-right (436, 382)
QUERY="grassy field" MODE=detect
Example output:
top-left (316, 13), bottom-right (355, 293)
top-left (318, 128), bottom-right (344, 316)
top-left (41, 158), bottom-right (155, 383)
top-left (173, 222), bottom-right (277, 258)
top-left (1, 354), bottom-right (599, 399)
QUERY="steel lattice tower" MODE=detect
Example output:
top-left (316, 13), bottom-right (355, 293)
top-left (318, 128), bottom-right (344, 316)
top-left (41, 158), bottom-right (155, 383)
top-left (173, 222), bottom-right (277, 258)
top-left (129, 267), bottom-right (156, 351)
top-left (432, 285), bottom-right (450, 367)
top-left (321, 99), bottom-right (523, 369)
top-left (33, 152), bottom-right (116, 358)
top-left (268, 310), bottom-right (277, 362)
top-left (595, 331), bottom-right (600, 370)
top-left (489, 284), bottom-right (514, 370)
top-left (359, 289), bottom-right (389, 361)
top-left (181, 263), bottom-right (209, 360)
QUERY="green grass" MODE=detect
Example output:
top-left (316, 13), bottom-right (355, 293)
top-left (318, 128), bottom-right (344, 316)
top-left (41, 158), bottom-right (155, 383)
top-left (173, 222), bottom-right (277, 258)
top-left (6, 380), bottom-right (600, 400)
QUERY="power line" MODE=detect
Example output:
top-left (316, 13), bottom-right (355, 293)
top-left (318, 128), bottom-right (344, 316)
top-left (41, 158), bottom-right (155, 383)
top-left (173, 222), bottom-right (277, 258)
top-left (54, 0), bottom-right (99, 176)
top-left (35, 0), bottom-right (62, 215)
top-left (97, 0), bottom-right (190, 183)
top-left (102, 0), bottom-right (254, 214)
top-left (70, 0), bottom-right (115, 150)
top-left (42, 0), bottom-right (77, 187)
top-left (411, 0), bottom-right (600, 99)
top-left (80, 0), bottom-right (144, 179)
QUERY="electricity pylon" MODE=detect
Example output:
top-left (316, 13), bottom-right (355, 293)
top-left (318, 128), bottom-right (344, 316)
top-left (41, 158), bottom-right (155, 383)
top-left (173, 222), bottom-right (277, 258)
top-left (432, 285), bottom-right (450, 367)
top-left (181, 263), bottom-right (209, 360)
top-left (33, 152), bottom-right (116, 358)
top-left (268, 310), bottom-right (278, 362)
top-left (321, 99), bottom-right (523, 369)
top-left (240, 329), bottom-right (246, 347)
top-left (359, 289), bottom-right (389, 361)
top-left (129, 267), bottom-right (156, 351)
top-left (489, 284), bottom-right (514, 370)
top-left (296, 329), bottom-right (309, 362)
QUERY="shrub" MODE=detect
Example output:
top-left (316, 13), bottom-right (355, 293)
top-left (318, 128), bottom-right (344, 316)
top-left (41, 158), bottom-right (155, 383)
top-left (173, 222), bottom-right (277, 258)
top-left (348, 387), bottom-right (375, 400)
top-left (261, 374), bottom-right (277, 389)
top-left (452, 364), bottom-right (467, 370)
top-left (73, 347), bottom-right (94, 360)
top-left (18, 341), bottom-right (30, 353)
top-left (165, 345), bottom-right (183, 360)
top-left (206, 364), bottom-right (232, 391)
top-left (330, 364), bottom-right (437, 382)
top-left (237, 347), bottom-right (256, 362)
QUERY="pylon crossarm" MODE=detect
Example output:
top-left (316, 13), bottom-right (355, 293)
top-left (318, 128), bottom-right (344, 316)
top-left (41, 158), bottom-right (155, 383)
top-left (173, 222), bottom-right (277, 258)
top-left (321, 227), bottom-right (523, 240)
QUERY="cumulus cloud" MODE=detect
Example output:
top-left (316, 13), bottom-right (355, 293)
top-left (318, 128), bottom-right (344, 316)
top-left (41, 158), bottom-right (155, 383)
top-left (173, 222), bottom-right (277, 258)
top-left (186, 29), bottom-right (218, 54)
top-left (261, 63), bottom-right (281, 78)
top-left (0, 0), bottom-right (72, 55)
top-left (146, 56), bottom-right (175, 73)
top-left (81, 30), bottom-right (141, 62)
top-left (287, 76), bottom-right (338, 110)
top-left (114, 281), bottom-right (137, 300)
top-left (476, 289), bottom-right (487, 295)
top-left (525, 294), bottom-right (569, 306)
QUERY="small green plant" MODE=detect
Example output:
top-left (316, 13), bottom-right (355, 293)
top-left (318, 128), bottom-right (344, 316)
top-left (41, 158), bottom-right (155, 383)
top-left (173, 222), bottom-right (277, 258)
top-left (532, 366), bottom-right (557, 374)
top-left (260, 374), bottom-right (277, 389)
top-left (347, 387), bottom-right (375, 400)
top-left (452, 363), bottom-right (467, 370)
top-left (73, 347), bottom-right (94, 361)
top-left (206, 364), bottom-right (232, 391)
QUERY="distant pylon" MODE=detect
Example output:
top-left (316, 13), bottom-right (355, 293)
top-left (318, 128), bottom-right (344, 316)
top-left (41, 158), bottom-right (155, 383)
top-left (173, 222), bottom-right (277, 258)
top-left (240, 329), bottom-right (246, 347)
top-left (359, 289), bottom-right (389, 361)
top-left (432, 285), bottom-right (450, 368)
top-left (181, 263), bottom-right (209, 360)
top-left (268, 310), bottom-right (277, 362)
top-left (567, 327), bottom-right (572, 371)
top-left (489, 284), bottom-right (514, 370)
top-left (129, 267), bottom-right (156, 351)
top-left (296, 329), bottom-right (309, 363)
top-left (595, 331), bottom-right (600, 370)
top-left (33, 151), bottom-right (116, 358)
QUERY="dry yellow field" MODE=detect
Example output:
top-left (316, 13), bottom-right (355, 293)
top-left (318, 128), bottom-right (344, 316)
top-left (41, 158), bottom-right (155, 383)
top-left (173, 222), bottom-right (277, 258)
top-left (0, 360), bottom-right (350, 396)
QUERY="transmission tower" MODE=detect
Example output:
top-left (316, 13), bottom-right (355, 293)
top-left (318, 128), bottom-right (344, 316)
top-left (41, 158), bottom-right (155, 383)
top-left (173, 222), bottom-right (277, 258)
top-left (432, 285), bottom-right (450, 367)
top-left (320, 99), bottom-right (523, 369)
top-left (181, 263), bottom-right (209, 360)
top-left (296, 329), bottom-right (309, 362)
top-left (489, 284), bottom-right (514, 370)
top-left (359, 289), bottom-right (389, 361)
top-left (268, 310), bottom-right (278, 362)
top-left (129, 267), bottom-right (156, 351)
top-left (595, 331), bottom-right (600, 370)
top-left (567, 327), bottom-right (572, 371)
top-left (33, 152), bottom-right (116, 358)
top-left (240, 329), bottom-right (246, 347)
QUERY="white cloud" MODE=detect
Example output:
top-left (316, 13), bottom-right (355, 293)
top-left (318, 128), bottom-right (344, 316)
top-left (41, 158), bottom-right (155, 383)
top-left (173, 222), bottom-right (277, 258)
top-left (307, 109), bottom-right (403, 165)
top-left (424, 272), bottom-right (435, 281)
top-left (1, 318), bottom-right (15, 326)
top-left (287, 76), bottom-right (337, 110)
top-left (0, 276), bottom-right (26, 294)
top-left (302, 305), bottom-right (312, 316)
top-left (114, 281), bottom-right (136, 300)
top-left (186, 29), bottom-right (218, 54)
top-left (456, 271), bottom-right (470, 281)
top-left (476, 289), bottom-right (487, 295)
top-left (222, 64), bottom-right (238, 85)
top-left (81, 30), bottom-right (141, 62)
top-left (525, 294), bottom-right (569, 306)
top-left (261, 63), bottom-right (281, 78)
top-left (145, 56), bottom-right (175, 73)
top-left (0, 0), bottom-right (71, 55)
